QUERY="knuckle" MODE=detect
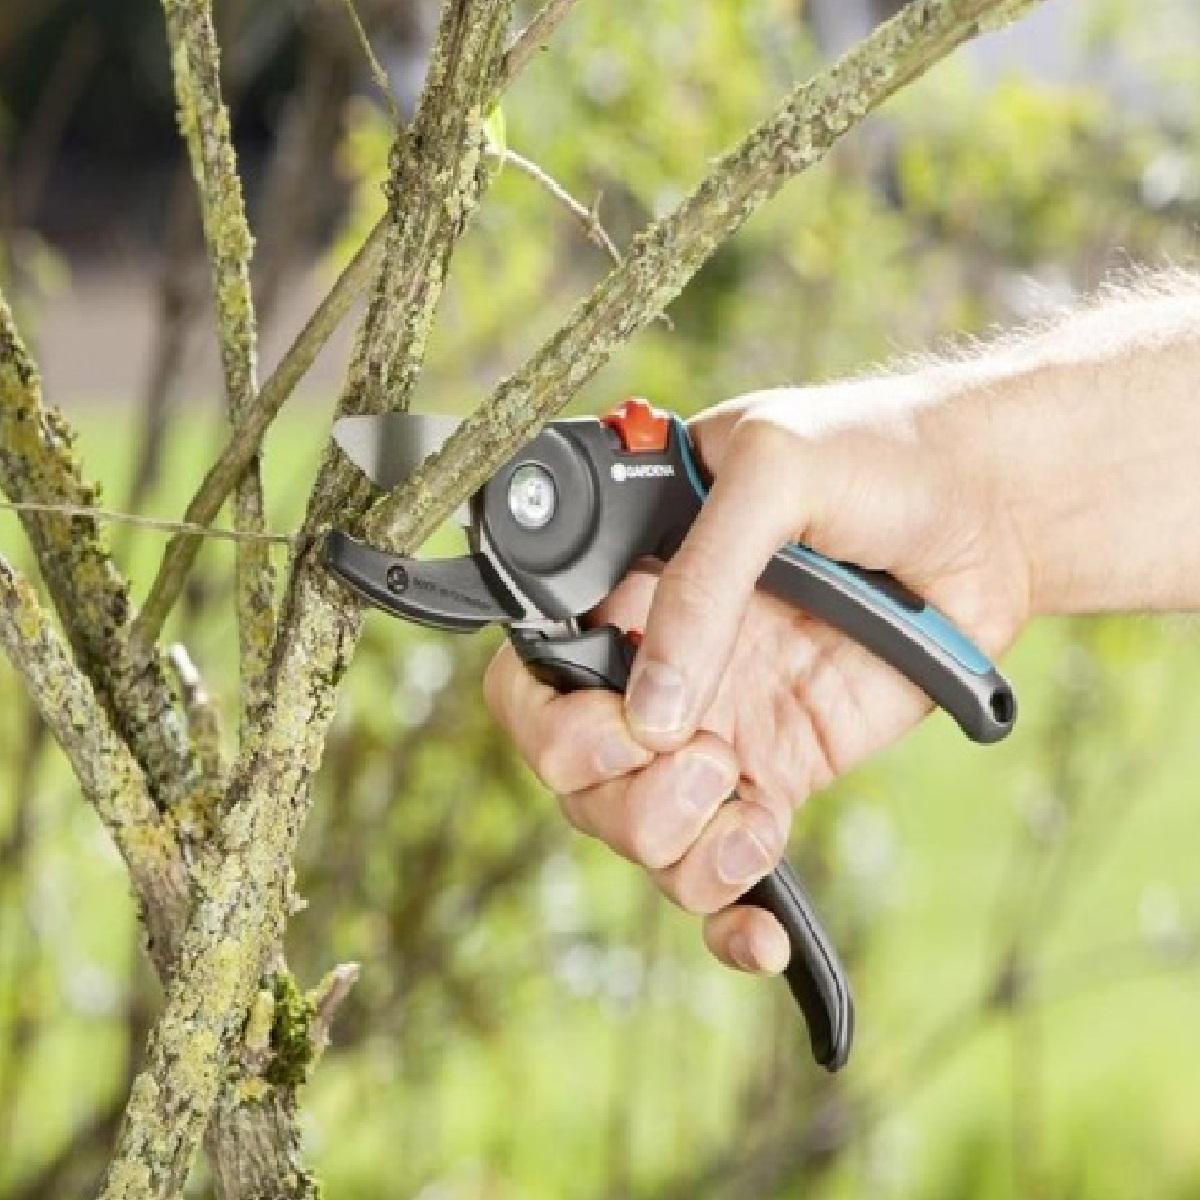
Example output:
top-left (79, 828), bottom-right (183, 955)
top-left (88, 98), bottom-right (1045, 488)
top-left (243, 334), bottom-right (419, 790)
top-left (556, 790), bottom-right (592, 837)
top-left (728, 414), bottom-right (800, 469)
top-left (668, 871), bottom-right (721, 917)
top-left (629, 817), bottom-right (681, 872)
top-left (531, 740), bottom-right (574, 795)
top-left (624, 771), bottom-right (693, 870)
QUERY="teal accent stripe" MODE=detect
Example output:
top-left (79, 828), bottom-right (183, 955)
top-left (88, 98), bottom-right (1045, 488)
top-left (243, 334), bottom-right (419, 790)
top-left (673, 418), bottom-right (993, 677)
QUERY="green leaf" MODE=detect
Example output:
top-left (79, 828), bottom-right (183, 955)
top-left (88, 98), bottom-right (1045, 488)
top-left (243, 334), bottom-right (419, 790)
top-left (483, 104), bottom-right (508, 164)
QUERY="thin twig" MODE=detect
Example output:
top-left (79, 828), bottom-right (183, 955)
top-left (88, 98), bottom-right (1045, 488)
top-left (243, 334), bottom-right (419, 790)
top-left (338, 0), bottom-right (399, 122)
top-left (0, 499), bottom-right (296, 545)
top-left (131, 215), bottom-right (388, 651)
top-left (122, 167), bottom-right (207, 529)
top-left (498, 0), bottom-right (583, 92)
top-left (130, 0), bottom-right (569, 644)
top-left (162, 0), bottom-right (275, 721)
top-left (487, 144), bottom-right (621, 266)
top-left (253, 5), bottom-right (361, 329)
top-left (308, 962), bottom-right (362, 1062)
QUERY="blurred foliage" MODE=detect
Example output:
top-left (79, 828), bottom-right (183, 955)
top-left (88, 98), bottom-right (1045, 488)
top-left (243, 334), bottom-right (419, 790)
top-left (2, 1), bottom-right (1200, 1198)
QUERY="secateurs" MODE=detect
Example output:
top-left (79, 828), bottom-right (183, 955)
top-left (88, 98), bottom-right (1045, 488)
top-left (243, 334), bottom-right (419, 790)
top-left (322, 399), bottom-right (1017, 1072)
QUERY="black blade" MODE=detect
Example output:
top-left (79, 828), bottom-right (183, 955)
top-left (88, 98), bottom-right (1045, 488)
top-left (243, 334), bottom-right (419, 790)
top-left (322, 531), bottom-right (525, 633)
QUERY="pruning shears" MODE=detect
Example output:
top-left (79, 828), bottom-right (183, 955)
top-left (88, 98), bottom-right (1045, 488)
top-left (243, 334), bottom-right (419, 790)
top-left (323, 398), bottom-right (1017, 1072)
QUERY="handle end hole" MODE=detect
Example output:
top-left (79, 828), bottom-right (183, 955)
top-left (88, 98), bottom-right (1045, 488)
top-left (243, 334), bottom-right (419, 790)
top-left (990, 688), bottom-right (1016, 726)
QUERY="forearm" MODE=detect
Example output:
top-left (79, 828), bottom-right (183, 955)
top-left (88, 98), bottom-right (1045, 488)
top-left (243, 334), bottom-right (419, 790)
top-left (926, 274), bottom-right (1200, 616)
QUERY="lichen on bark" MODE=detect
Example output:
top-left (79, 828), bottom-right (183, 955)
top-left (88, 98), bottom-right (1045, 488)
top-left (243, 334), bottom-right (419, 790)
top-left (161, 0), bottom-right (275, 725)
top-left (0, 296), bottom-right (197, 808)
top-left (0, 554), bottom-right (190, 968)
top-left (98, 4), bottom-right (516, 1195)
top-left (0, 291), bottom-right (324, 1200)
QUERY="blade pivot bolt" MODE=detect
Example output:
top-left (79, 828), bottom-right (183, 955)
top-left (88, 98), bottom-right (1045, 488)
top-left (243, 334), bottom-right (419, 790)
top-left (508, 464), bottom-right (557, 530)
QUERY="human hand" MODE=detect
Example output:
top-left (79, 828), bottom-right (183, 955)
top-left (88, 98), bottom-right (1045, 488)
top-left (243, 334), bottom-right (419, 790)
top-left (484, 380), bottom-right (1032, 974)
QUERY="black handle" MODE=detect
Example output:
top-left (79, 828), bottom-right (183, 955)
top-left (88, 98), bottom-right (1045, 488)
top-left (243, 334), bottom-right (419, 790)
top-left (510, 624), bottom-right (854, 1071)
top-left (758, 550), bottom-right (1015, 743)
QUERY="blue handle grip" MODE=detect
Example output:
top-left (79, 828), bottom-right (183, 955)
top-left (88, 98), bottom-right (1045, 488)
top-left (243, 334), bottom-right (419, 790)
top-left (674, 419), bottom-right (1016, 744)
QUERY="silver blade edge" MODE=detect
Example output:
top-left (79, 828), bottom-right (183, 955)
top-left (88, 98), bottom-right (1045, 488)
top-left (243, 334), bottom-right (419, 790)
top-left (332, 413), bottom-right (469, 525)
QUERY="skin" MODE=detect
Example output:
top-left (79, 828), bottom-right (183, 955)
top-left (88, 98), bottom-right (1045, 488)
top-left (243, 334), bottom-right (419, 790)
top-left (484, 273), bottom-right (1200, 974)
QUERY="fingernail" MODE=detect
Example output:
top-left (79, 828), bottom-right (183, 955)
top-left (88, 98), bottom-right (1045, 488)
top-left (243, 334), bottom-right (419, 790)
top-left (717, 826), bottom-right (774, 886)
top-left (677, 753), bottom-right (735, 816)
top-left (593, 732), bottom-right (646, 777)
top-left (728, 932), bottom-right (758, 971)
top-left (626, 661), bottom-right (689, 735)
top-left (729, 922), bottom-right (790, 974)
top-left (754, 923), bottom-right (791, 975)
top-left (640, 755), bottom-right (734, 864)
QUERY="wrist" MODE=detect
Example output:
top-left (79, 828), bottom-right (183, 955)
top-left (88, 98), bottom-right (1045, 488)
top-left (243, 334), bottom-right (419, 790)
top-left (920, 294), bottom-right (1200, 617)
top-left (922, 361), bottom-right (1079, 620)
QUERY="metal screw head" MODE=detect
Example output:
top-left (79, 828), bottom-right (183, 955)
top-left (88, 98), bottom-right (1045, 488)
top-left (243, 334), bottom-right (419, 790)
top-left (508, 464), bottom-right (557, 530)
top-left (386, 565), bottom-right (409, 595)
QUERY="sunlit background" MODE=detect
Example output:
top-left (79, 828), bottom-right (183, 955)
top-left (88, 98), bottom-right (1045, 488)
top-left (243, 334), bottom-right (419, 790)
top-left (2, 1), bottom-right (1200, 1197)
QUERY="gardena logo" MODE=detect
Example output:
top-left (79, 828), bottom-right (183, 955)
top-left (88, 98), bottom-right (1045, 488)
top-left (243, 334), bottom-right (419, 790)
top-left (610, 462), bottom-right (675, 482)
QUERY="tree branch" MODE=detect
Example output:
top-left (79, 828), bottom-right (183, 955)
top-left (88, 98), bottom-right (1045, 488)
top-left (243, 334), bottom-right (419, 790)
top-left (160, 0), bottom-right (275, 724)
top-left (0, 293), bottom-right (197, 807)
top-left (132, 215), bottom-right (388, 651)
top-left (98, 4), bottom-right (515, 1195)
top-left (367, 0), bottom-right (1047, 552)
top-left (0, 555), bottom-right (191, 971)
top-left (0, 554), bottom-right (318, 1200)
top-left (488, 145), bottom-right (622, 266)
top-left (338, 0), bottom-right (399, 122)
top-left (131, 0), bottom-right (576, 645)
top-left (1, 287), bottom-right (321, 1200)
top-left (308, 961), bottom-right (362, 1063)
top-left (498, 0), bottom-right (583, 92)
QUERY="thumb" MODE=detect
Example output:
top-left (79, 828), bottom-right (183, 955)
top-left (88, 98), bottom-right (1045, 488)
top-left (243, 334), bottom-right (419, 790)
top-left (624, 423), bottom-right (806, 751)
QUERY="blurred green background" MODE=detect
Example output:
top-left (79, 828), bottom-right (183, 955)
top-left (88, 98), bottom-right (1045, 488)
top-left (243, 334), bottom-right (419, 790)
top-left (2, 1), bottom-right (1200, 1196)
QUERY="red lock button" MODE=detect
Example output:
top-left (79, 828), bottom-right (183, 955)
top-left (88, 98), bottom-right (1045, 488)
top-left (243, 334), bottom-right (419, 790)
top-left (601, 398), bottom-right (672, 454)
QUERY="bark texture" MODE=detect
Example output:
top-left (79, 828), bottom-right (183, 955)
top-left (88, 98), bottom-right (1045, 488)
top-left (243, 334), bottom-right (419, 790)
top-left (0, 555), bottom-right (190, 970)
top-left (97, 3), bottom-right (515, 1195)
top-left (0, 297), bottom-right (196, 807)
top-left (0, 305), bottom-right (321, 1200)
top-left (161, 0), bottom-right (275, 722)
